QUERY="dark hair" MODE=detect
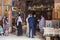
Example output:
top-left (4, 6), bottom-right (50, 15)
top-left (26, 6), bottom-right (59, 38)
top-left (18, 14), bottom-right (21, 16)
top-left (41, 14), bottom-right (44, 17)
top-left (5, 17), bottom-right (8, 22)
top-left (32, 11), bottom-right (35, 15)
top-left (17, 13), bottom-right (21, 16)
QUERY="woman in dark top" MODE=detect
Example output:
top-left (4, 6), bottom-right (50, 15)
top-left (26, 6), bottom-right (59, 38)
top-left (16, 12), bottom-right (23, 36)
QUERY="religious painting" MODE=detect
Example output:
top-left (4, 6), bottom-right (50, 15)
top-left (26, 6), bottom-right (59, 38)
top-left (57, 5), bottom-right (60, 19)
top-left (12, 0), bottom-right (20, 7)
top-left (46, 20), bottom-right (52, 27)
top-left (55, 0), bottom-right (60, 19)
top-left (52, 20), bottom-right (59, 28)
top-left (12, 11), bottom-right (18, 17)
top-left (4, 6), bottom-right (12, 16)
top-left (54, 12), bottom-right (58, 19)
top-left (47, 12), bottom-right (52, 20)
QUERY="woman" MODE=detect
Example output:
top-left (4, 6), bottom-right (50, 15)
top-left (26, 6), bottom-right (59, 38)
top-left (16, 12), bottom-right (23, 36)
top-left (4, 17), bottom-right (9, 36)
top-left (38, 15), bottom-right (46, 37)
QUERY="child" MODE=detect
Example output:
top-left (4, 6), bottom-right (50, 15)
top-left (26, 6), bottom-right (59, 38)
top-left (0, 25), bottom-right (3, 36)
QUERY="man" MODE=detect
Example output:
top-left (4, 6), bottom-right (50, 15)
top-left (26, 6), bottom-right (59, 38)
top-left (33, 14), bottom-right (37, 35)
top-left (28, 14), bottom-right (35, 38)
top-left (26, 14), bottom-right (31, 36)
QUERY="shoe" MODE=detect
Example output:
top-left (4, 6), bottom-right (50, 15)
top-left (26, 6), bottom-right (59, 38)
top-left (32, 37), bottom-right (34, 38)
top-left (28, 36), bottom-right (30, 38)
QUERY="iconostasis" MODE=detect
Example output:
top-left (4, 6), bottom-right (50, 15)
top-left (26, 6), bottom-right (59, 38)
top-left (4, 6), bottom-right (12, 16)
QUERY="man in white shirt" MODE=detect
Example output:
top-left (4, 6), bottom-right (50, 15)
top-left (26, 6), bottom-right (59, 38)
top-left (26, 14), bottom-right (31, 36)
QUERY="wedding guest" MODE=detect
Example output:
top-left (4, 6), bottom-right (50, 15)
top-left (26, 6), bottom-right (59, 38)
top-left (38, 15), bottom-right (46, 37)
top-left (4, 17), bottom-right (9, 36)
top-left (26, 14), bottom-right (31, 36)
top-left (16, 12), bottom-right (23, 36)
top-left (28, 14), bottom-right (35, 38)
top-left (33, 14), bottom-right (37, 35)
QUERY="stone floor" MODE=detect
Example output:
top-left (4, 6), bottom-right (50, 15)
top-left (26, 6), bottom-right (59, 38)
top-left (0, 34), bottom-right (45, 40)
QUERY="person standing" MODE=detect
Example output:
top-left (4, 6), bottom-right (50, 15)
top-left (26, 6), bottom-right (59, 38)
top-left (33, 14), bottom-right (37, 35)
top-left (4, 17), bottom-right (9, 36)
top-left (28, 14), bottom-right (35, 38)
top-left (26, 14), bottom-right (30, 37)
top-left (38, 15), bottom-right (46, 37)
top-left (16, 12), bottom-right (23, 36)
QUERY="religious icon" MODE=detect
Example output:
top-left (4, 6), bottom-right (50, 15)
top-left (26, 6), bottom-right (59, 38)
top-left (46, 20), bottom-right (52, 27)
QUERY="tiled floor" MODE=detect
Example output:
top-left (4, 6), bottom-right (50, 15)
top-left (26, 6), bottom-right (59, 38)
top-left (0, 34), bottom-right (44, 40)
